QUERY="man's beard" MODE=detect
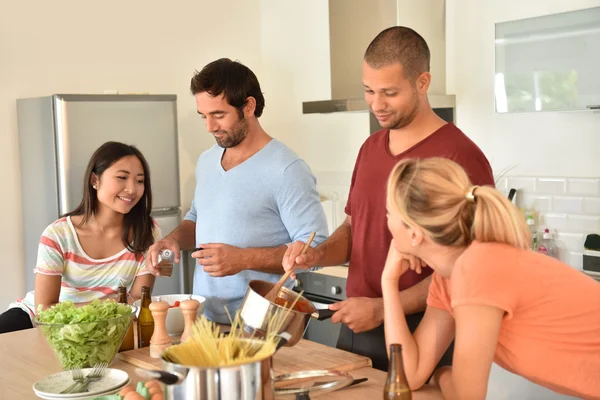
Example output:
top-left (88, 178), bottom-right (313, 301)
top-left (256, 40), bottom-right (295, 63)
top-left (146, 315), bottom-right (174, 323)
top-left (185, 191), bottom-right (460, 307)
top-left (378, 88), bottom-right (420, 130)
top-left (214, 117), bottom-right (249, 148)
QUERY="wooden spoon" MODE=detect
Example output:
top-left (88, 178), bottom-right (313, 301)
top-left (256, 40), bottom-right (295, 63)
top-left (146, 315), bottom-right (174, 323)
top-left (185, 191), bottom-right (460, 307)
top-left (265, 231), bottom-right (316, 303)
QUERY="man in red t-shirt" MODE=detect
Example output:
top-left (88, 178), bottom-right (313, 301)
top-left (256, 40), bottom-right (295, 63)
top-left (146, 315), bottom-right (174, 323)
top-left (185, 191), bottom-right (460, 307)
top-left (283, 26), bottom-right (495, 371)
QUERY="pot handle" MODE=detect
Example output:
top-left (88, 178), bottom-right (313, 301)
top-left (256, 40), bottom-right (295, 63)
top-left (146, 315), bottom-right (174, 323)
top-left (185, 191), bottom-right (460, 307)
top-left (135, 367), bottom-right (185, 385)
top-left (276, 332), bottom-right (291, 350)
top-left (311, 309), bottom-right (335, 321)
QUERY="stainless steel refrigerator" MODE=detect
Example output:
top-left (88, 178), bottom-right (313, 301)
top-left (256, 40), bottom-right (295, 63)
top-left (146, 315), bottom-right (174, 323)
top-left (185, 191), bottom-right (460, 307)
top-left (17, 94), bottom-right (186, 296)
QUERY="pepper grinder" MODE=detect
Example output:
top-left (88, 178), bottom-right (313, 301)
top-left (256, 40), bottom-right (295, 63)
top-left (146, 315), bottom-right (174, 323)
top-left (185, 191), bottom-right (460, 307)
top-left (180, 299), bottom-right (200, 343)
top-left (149, 301), bottom-right (172, 358)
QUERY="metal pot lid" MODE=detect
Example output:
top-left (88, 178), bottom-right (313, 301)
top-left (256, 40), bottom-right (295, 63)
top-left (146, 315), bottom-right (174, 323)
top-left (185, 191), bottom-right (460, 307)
top-left (273, 369), bottom-right (353, 396)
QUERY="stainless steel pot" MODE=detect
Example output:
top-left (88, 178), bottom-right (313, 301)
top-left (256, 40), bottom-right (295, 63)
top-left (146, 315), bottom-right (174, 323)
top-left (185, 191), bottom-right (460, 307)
top-left (138, 339), bottom-right (276, 400)
top-left (239, 280), bottom-right (335, 347)
top-left (139, 356), bottom-right (356, 400)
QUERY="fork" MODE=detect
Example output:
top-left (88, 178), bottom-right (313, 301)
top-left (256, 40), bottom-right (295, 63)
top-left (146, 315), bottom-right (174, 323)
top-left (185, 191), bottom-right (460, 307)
top-left (69, 362), bottom-right (109, 394)
top-left (59, 369), bottom-right (84, 394)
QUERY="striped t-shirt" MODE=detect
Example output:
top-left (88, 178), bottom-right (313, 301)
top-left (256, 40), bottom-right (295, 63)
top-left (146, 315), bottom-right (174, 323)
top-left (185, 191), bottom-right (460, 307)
top-left (10, 216), bottom-right (157, 318)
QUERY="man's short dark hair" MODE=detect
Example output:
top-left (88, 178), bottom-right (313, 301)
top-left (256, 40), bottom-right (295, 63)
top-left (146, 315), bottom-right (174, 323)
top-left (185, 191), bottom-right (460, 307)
top-left (190, 58), bottom-right (265, 118)
top-left (364, 26), bottom-right (430, 81)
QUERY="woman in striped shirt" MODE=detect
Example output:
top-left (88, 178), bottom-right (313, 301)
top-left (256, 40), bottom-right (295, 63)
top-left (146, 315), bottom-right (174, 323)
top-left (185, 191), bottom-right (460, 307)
top-left (0, 141), bottom-right (158, 333)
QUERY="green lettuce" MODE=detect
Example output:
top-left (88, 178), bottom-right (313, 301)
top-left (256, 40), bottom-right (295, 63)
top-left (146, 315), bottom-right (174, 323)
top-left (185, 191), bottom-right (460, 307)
top-left (35, 300), bottom-right (133, 370)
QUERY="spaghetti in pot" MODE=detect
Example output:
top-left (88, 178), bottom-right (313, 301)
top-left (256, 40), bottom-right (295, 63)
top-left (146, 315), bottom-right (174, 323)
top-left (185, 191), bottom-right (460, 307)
top-left (163, 291), bottom-right (304, 367)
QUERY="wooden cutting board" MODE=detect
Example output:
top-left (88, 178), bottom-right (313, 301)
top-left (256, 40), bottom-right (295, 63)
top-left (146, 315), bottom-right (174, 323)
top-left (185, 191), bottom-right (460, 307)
top-left (118, 338), bottom-right (371, 375)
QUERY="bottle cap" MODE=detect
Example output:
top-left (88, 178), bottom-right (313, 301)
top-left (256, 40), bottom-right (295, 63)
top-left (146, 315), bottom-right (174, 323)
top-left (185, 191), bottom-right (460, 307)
top-left (543, 228), bottom-right (552, 239)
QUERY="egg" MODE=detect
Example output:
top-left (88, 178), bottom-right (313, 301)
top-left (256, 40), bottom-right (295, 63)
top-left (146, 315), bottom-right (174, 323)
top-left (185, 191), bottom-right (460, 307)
top-left (148, 386), bottom-right (162, 396)
top-left (145, 379), bottom-right (162, 390)
top-left (119, 386), bottom-right (136, 396)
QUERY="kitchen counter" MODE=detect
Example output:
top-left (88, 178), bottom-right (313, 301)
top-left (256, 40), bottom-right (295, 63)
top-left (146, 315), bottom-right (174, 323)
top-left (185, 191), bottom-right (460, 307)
top-left (0, 327), bottom-right (443, 399)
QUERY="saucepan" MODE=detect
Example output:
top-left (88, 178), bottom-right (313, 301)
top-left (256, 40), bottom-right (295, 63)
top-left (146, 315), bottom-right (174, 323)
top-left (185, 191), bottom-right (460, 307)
top-left (238, 280), bottom-right (336, 347)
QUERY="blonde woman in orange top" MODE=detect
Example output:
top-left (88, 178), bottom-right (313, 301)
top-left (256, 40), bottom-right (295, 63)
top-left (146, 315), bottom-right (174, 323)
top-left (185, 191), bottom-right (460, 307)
top-left (382, 157), bottom-right (600, 400)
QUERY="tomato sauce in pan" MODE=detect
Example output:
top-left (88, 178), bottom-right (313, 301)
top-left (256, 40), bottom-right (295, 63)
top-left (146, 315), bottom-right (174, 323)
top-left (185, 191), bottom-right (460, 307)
top-left (274, 296), bottom-right (313, 313)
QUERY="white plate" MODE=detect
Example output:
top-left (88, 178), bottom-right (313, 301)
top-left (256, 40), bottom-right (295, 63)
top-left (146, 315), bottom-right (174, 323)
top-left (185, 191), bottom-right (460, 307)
top-left (33, 379), bottom-right (129, 399)
top-left (33, 368), bottom-right (129, 399)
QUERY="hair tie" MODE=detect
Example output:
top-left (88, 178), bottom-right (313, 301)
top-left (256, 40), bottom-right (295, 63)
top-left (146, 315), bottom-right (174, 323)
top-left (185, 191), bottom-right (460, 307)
top-left (465, 186), bottom-right (479, 203)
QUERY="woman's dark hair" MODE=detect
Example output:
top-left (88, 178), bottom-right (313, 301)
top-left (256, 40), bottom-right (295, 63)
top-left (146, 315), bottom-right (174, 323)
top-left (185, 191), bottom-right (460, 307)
top-left (65, 141), bottom-right (154, 255)
top-left (190, 58), bottom-right (265, 118)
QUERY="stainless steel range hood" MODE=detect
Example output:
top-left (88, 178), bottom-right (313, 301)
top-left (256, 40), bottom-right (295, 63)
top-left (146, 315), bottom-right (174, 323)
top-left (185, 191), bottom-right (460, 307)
top-left (303, 0), bottom-right (455, 121)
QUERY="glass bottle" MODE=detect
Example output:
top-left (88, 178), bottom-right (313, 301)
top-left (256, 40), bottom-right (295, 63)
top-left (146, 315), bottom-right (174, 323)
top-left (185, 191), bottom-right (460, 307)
top-left (138, 286), bottom-right (154, 348)
top-left (537, 228), bottom-right (559, 259)
top-left (384, 344), bottom-right (412, 400)
top-left (527, 214), bottom-right (538, 250)
top-left (117, 286), bottom-right (135, 352)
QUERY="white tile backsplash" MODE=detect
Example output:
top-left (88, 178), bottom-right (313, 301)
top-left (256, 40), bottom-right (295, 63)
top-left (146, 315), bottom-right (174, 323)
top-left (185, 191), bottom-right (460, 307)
top-left (584, 197), bottom-right (600, 215)
top-left (507, 174), bottom-right (600, 270)
top-left (552, 196), bottom-right (584, 214)
top-left (519, 195), bottom-right (552, 212)
top-left (567, 178), bottom-right (600, 195)
top-left (566, 215), bottom-right (600, 233)
top-left (541, 213), bottom-right (568, 231)
top-left (536, 178), bottom-right (566, 195)
top-left (507, 177), bottom-right (536, 192)
top-left (556, 232), bottom-right (586, 252)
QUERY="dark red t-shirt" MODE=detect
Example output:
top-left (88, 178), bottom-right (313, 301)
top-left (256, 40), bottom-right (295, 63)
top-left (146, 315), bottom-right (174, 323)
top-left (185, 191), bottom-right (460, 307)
top-left (345, 123), bottom-right (495, 298)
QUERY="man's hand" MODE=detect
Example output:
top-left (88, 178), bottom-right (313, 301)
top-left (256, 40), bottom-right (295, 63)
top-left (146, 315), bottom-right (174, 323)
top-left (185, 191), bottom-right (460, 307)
top-left (147, 237), bottom-right (181, 276)
top-left (282, 241), bottom-right (322, 280)
top-left (329, 297), bottom-right (383, 333)
top-left (193, 243), bottom-right (246, 277)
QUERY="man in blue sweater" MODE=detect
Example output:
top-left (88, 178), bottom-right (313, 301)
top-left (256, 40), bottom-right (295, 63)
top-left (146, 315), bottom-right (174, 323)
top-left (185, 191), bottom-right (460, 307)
top-left (147, 58), bottom-right (328, 323)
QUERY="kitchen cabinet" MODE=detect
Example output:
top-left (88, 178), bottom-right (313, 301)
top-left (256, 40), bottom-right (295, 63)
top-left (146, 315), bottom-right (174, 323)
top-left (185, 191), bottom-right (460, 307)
top-left (495, 6), bottom-right (600, 113)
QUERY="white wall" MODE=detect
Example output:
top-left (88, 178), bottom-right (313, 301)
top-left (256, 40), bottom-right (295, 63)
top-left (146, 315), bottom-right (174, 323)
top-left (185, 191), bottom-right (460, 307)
top-left (446, 0), bottom-right (600, 177)
top-left (0, 1), bottom-right (262, 308)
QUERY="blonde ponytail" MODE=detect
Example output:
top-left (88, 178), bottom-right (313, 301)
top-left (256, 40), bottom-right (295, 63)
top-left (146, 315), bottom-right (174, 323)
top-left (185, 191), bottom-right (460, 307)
top-left (387, 158), bottom-right (531, 250)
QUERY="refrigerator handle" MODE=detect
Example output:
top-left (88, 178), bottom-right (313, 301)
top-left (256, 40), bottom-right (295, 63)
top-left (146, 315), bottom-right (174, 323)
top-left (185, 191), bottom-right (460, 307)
top-left (151, 207), bottom-right (181, 216)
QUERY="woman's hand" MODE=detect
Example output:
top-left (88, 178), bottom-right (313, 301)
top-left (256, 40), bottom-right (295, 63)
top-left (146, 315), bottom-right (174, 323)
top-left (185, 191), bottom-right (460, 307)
top-left (382, 241), bottom-right (409, 282)
top-left (381, 241), bottom-right (426, 283)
